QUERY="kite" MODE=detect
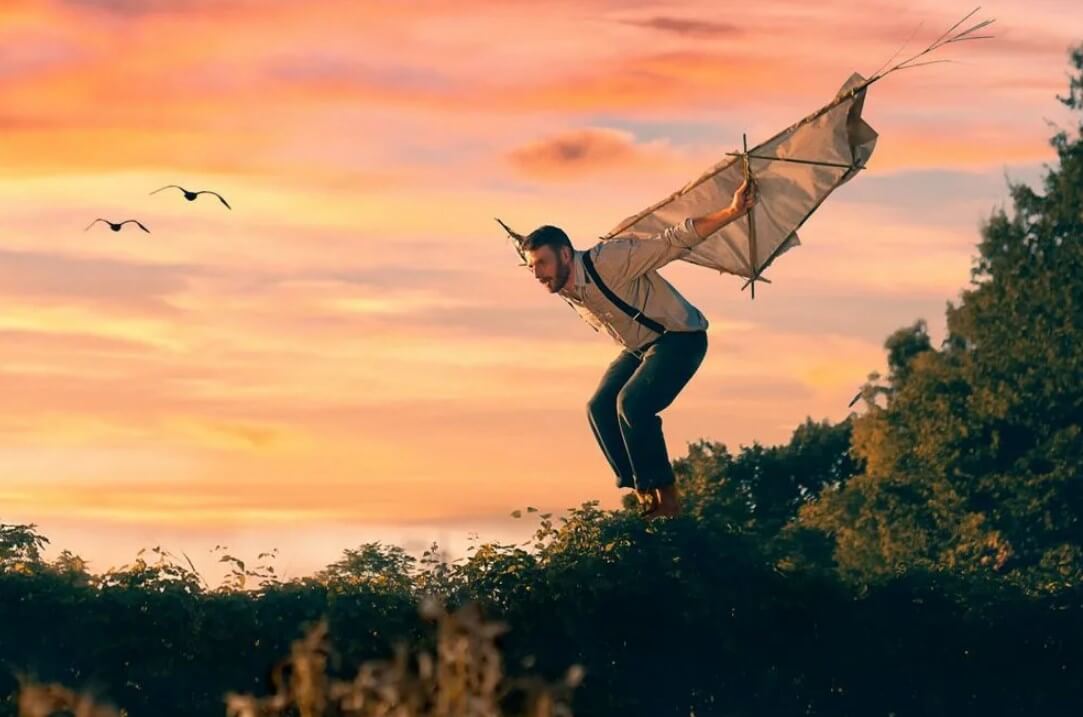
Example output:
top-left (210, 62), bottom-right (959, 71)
top-left (497, 7), bottom-right (994, 299)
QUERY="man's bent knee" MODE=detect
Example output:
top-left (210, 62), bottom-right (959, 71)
top-left (587, 393), bottom-right (616, 422)
top-left (616, 387), bottom-right (651, 424)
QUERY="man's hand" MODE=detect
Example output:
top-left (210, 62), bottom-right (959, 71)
top-left (729, 177), bottom-right (757, 216)
top-left (691, 178), bottom-right (758, 239)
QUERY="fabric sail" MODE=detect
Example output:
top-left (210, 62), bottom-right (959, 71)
top-left (598, 72), bottom-right (878, 295)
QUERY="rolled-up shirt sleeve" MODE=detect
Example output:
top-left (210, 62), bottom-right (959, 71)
top-left (598, 218), bottom-right (702, 283)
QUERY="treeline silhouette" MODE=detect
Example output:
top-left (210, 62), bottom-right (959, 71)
top-left (2, 45), bottom-right (1081, 717)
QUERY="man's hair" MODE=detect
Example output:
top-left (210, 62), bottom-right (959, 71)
top-left (521, 225), bottom-right (572, 254)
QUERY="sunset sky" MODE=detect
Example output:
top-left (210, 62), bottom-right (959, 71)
top-left (1, 0), bottom-right (1079, 585)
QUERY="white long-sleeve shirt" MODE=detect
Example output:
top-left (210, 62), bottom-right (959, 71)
top-left (559, 217), bottom-right (709, 352)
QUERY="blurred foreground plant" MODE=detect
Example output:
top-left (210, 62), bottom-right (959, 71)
top-left (14, 601), bottom-right (582, 717)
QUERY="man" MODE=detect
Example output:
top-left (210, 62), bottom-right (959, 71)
top-left (521, 178), bottom-right (756, 518)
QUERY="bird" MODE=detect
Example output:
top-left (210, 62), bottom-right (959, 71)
top-left (84, 218), bottom-right (150, 233)
top-left (150, 184), bottom-right (231, 209)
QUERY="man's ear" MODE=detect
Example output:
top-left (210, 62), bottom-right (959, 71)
top-left (561, 245), bottom-right (573, 263)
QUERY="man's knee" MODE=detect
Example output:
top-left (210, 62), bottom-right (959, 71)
top-left (587, 392), bottom-right (616, 422)
top-left (616, 386), bottom-right (651, 424)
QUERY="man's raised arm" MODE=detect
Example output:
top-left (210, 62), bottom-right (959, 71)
top-left (600, 178), bottom-right (757, 281)
top-left (692, 177), bottom-right (756, 240)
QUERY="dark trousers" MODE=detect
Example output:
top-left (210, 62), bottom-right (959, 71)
top-left (586, 330), bottom-right (708, 491)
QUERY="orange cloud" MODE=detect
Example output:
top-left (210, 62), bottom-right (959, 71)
top-left (871, 126), bottom-right (1053, 171)
top-left (617, 16), bottom-right (742, 38)
top-left (490, 50), bottom-right (808, 113)
top-left (506, 127), bottom-right (682, 180)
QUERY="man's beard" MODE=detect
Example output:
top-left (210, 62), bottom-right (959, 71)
top-left (551, 260), bottom-right (571, 293)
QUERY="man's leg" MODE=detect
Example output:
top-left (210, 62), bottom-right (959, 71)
top-left (587, 349), bottom-right (641, 489)
top-left (616, 331), bottom-right (709, 496)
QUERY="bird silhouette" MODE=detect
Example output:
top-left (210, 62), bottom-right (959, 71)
top-left (150, 184), bottom-right (231, 209)
top-left (84, 218), bottom-right (150, 233)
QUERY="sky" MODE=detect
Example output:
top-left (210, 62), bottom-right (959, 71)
top-left (1, 0), bottom-right (1080, 586)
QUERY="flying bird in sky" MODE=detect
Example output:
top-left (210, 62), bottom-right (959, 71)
top-left (150, 184), bottom-right (232, 209)
top-left (84, 218), bottom-right (150, 233)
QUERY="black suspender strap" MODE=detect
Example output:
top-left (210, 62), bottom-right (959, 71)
top-left (581, 251), bottom-right (667, 335)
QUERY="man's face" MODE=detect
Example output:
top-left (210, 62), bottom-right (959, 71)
top-left (525, 245), bottom-right (572, 294)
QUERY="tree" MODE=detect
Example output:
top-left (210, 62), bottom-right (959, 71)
top-left (796, 45), bottom-right (1083, 593)
top-left (0, 524), bottom-right (48, 573)
top-left (673, 418), bottom-right (862, 548)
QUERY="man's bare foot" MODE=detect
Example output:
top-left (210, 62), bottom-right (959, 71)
top-left (648, 484), bottom-right (681, 519)
top-left (635, 488), bottom-right (659, 516)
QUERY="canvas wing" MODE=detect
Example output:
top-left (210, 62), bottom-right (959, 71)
top-left (601, 72), bottom-right (878, 285)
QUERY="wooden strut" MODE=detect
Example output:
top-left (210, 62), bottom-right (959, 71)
top-left (724, 152), bottom-right (864, 170)
top-left (734, 149), bottom-right (865, 297)
top-left (740, 133), bottom-right (761, 299)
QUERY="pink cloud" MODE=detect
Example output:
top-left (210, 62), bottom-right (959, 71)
top-left (506, 127), bottom-right (681, 180)
top-left (617, 16), bottom-right (742, 37)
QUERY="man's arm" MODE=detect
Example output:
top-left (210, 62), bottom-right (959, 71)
top-left (692, 177), bottom-right (756, 239)
top-left (599, 179), bottom-right (756, 281)
top-left (692, 206), bottom-right (742, 242)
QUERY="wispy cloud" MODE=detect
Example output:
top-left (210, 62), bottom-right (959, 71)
top-left (0, 248), bottom-right (197, 311)
top-left (618, 16), bottom-right (742, 37)
top-left (506, 127), bottom-right (681, 180)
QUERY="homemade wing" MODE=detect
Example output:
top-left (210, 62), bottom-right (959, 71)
top-left (497, 8), bottom-right (993, 299)
top-left (600, 8), bottom-right (993, 297)
top-left (600, 71), bottom-right (876, 298)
